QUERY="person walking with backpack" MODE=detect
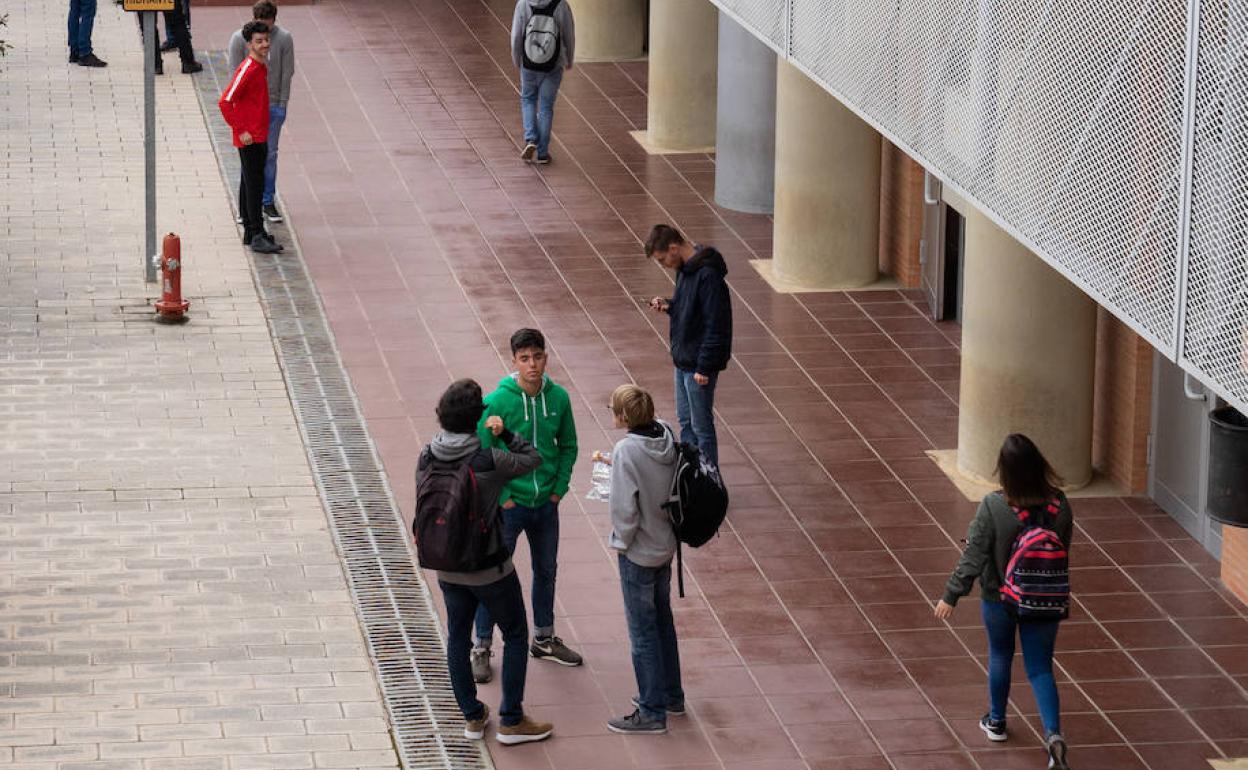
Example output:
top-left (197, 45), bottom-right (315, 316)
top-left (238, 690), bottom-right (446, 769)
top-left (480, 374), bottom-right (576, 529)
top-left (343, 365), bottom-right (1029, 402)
top-left (472, 329), bottom-right (581, 682)
top-left (414, 379), bottom-right (555, 746)
top-left (510, 0), bottom-right (574, 165)
top-left (645, 224), bottom-right (733, 468)
top-left (605, 384), bottom-right (684, 734)
top-left (934, 434), bottom-right (1073, 770)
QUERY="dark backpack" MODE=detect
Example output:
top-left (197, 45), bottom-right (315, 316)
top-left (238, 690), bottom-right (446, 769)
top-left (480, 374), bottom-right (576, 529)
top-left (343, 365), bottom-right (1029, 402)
top-left (1000, 498), bottom-right (1070, 621)
top-left (522, 0), bottom-right (562, 72)
top-left (413, 450), bottom-right (508, 573)
top-left (661, 432), bottom-right (728, 597)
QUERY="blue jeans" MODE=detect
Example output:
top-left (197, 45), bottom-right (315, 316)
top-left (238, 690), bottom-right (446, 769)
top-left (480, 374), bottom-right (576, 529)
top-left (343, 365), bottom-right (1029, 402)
top-left (68, 0), bottom-right (98, 57)
top-left (982, 599), bottom-right (1062, 736)
top-left (475, 501), bottom-right (559, 644)
top-left (440, 572), bottom-right (528, 727)
top-left (619, 554), bottom-right (684, 723)
top-left (263, 104), bottom-right (286, 206)
top-left (674, 368), bottom-right (719, 467)
top-left (519, 67), bottom-right (564, 158)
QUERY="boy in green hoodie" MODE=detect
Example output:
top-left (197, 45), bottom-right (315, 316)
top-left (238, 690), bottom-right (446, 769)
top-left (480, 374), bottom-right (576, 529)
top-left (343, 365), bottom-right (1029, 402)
top-left (472, 329), bottom-right (581, 682)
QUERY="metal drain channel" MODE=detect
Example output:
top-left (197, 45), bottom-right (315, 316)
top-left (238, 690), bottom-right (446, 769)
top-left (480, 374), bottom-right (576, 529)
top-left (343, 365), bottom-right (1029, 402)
top-left (193, 51), bottom-right (491, 770)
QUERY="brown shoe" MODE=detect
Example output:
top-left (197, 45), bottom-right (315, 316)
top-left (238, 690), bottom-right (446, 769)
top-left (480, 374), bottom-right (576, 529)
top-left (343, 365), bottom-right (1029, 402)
top-left (464, 703), bottom-right (488, 740)
top-left (496, 715), bottom-right (553, 745)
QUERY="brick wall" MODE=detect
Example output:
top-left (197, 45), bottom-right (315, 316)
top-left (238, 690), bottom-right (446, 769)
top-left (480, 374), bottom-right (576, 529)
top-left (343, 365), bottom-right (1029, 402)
top-left (878, 140), bottom-right (924, 288)
top-left (1222, 527), bottom-right (1248, 605)
top-left (1092, 308), bottom-right (1154, 493)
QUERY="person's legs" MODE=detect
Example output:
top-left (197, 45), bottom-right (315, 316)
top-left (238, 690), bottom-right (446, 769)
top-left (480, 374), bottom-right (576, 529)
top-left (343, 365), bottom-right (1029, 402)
top-left (76, 0), bottom-right (97, 57)
top-left (519, 69), bottom-right (542, 148)
top-left (164, 4), bottom-right (194, 63)
top-left (674, 369), bottom-right (694, 448)
top-left (263, 105), bottom-right (288, 207)
top-left (618, 554), bottom-right (666, 723)
top-left (1019, 620), bottom-right (1062, 737)
top-left (981, 600), bottom-right (1016, 724)
top-left (534, 67), bottom-right (563, 158)
top-left (653, 560), bottom-right (684, 708)
top-left (476, 572), bottom-right (529, 727)
top-left (68, 0), bottom-right (82, 56)
top-left (474, 505), bottom-right (527, 648)
top-left (683, 371), bottom-right (719, 467)
top-left (239, 143), bottom-right (268, 242)
top-left (526, 501), bottom-right (560, 638)
top-left (438, 580), bottom-right (486, 722)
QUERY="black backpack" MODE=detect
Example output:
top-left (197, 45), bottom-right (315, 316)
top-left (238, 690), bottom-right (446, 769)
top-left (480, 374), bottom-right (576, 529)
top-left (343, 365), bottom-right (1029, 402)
top-left (661, 433), bottom-right (729, 597)
top-left (413, 450), bottom-right (508, 573)
top-left (521, 0), bottom-right (562, 72)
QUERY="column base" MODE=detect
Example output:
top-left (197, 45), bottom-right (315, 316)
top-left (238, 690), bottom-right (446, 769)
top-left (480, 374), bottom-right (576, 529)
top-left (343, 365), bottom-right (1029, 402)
top-left (630, 130), bottom-right (716, 156)
top-left (749, 259), bottom-right (897, 293)
top-left (926, 449), bottom-right (1121, 502)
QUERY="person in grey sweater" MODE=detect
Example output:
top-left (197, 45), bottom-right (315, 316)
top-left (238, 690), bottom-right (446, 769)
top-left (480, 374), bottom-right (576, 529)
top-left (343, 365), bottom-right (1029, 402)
top-left (229, 1), bottom-right (294, 223)
top-left (605, 384), bottom-right (684, 735)
top-left (510, 0), bottom-right (574, 164)
top-left (415, 379), bottom-right (554, 745)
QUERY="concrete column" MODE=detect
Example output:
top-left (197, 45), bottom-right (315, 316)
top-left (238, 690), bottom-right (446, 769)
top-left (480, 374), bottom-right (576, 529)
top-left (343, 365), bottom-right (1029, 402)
top-left (714, 12), bottom-right (776, 214)
top-left (771, 60), bottom-right (881, 289)
top-left (566, 0), bottom-right (646, 61)
top-left (647, 0), bottom-right (718, 151)
top-left (956, 203), bottom-right (1097, 487)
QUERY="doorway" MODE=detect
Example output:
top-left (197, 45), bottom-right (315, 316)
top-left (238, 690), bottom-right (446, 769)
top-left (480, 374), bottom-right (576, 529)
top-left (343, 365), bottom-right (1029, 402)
top-left (919, 173), bottom-right (965, 322)
top-left (1150, 354), bottom-right (1222, 558)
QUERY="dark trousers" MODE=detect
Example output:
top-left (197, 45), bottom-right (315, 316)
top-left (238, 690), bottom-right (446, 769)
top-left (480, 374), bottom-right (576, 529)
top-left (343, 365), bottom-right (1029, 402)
top-left (135, 10), bottom-right (191, 66)
top-left (618, 554), bottom-right (684, 723)
top-left (68, 0), bottom-right (98, 57)
top-left (237, 143), bottom-right (268, 243)
top-left (440, 572), bottom-right (528, 727)
top-left (475, 500), bottom-right (560, 644)
top-left (164, 0), bottom-right (190, 39)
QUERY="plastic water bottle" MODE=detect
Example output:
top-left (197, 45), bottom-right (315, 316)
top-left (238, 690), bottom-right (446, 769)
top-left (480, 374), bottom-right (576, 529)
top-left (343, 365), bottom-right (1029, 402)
top-left (586, 451), bottom-right (611, 501)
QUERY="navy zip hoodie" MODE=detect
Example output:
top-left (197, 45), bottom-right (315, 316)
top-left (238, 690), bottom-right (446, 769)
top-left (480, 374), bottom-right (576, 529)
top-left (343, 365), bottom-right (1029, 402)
top-left (666, 246), bottom-right (733, 374)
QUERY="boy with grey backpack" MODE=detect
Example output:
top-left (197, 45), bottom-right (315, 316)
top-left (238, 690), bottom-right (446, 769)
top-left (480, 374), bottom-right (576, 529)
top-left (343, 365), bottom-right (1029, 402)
top-left (510, 0), bottom-right (575, 165)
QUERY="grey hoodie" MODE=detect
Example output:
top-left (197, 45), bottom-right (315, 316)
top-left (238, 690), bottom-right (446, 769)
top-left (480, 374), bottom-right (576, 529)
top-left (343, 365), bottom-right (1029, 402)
top-left (228, 24), bottom-right (295, 107)
top-left (511, 0), bottom-right (575, 71)
top-left (417, 429), bottom-right (542, 585)
top-left (609, 420), bottom-right (679, 568)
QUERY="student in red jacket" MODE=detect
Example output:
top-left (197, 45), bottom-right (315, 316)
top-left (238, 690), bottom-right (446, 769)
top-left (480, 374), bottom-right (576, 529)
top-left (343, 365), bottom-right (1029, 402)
top-left (218, 21), bottom-right (282, 254)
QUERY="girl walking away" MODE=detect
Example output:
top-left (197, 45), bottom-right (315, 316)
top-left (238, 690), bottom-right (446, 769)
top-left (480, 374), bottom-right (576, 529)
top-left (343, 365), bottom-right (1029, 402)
top-left (934, 434), bottom-right (1073, 770)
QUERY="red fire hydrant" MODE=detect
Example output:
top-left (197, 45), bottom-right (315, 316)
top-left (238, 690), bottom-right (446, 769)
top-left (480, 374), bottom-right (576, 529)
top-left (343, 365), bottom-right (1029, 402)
top-left (154, 233), bottom-right (190, 322)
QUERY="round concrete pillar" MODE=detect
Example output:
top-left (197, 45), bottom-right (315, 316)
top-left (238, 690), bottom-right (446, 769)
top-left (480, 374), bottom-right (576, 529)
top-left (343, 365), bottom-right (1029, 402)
top-left (956, 204), bottom-right (1097, 487)
top-left (771, 60), bottom-right (881, 289)
top-left (567, 0), bottom-right (646, 61)
top-left (714, 11), bottom-right (777, 214)
top-left (647, 0), bottom-right (718, 151)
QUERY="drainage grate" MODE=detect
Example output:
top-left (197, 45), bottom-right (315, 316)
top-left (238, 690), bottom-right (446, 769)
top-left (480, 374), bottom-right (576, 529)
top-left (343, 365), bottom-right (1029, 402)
top-left (193, 51), bottom-right (491, 770)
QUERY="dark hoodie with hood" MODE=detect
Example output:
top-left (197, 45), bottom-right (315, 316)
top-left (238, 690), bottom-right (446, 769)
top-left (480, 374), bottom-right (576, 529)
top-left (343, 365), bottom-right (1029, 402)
top-left (416, 429), bottom-right (542, 586)
top-left (664, 246), bottom-right (733, 374)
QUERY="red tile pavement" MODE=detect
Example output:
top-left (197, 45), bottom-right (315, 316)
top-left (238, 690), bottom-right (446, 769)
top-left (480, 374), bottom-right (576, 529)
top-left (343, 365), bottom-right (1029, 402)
top-left (195, 2), bottom-right (1248, 768)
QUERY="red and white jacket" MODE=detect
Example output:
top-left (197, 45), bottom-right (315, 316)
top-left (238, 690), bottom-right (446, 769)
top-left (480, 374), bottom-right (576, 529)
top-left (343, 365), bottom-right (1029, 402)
top-left (218, 56), bottom-right (270, 148)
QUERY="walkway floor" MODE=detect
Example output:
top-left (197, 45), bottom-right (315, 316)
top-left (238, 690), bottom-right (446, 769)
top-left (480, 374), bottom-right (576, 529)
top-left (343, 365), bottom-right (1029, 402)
top-left (0, 3), bottom-right (400, 770)
top-left (180, 1), bottom-right (1248, 769)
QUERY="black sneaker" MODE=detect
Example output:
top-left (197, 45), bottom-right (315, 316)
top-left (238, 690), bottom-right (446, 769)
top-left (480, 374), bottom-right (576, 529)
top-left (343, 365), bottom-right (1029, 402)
top-left (533, 154), bottom-right (552, 165)
top-left (159, 40), bottom-right (177, 53)
top-left (520, 143), bottom-right (537, 162)
top-left (263, 204), bottom-right (283, 223)
top-left (979, 714), bottom-right (1007, 742)
top-left (530, 636), bottom-right (582, 666)
top-left (154, 59), bottom-right (164, 75)
top-left (249, 234), bottom-right (283, 254)
top-left (1046, 734), bottom-right (1069, 769)
top-left (69, 51), bottom-right (80, 63)
top-left (78, 53), bottom-right (108, 68)
top-left (607, 709), bottom-right (666, 735)
top-left (630, 695), bottom-right (684, 716)
top-left (181, 60), bottom-right (203, 74)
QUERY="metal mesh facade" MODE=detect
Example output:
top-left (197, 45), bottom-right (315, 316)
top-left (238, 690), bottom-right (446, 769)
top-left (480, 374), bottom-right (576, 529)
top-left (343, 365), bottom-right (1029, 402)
top-left (1184, 0), bottom-right (1248, 408)
top-left (712, 0), bottom-right (1248, 412)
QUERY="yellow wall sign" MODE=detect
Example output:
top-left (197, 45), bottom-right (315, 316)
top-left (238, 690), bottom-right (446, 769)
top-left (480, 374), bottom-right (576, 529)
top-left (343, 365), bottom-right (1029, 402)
top-left (123, 0), bottom-right (176, 10)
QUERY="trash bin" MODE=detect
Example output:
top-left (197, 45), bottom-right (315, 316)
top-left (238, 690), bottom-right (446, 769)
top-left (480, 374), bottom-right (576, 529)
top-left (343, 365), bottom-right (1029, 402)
top-left (1209, 406), bottom-right (1248, 527)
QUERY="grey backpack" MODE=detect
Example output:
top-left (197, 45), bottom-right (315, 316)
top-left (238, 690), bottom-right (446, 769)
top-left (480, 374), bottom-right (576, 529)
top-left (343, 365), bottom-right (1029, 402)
top-left (522, 0), bottom-right (562, 72)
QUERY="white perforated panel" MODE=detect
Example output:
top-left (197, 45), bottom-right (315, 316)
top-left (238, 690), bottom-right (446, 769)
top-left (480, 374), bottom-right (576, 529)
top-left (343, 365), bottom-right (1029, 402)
top-left (716, 0), bottom-right (787, 51)
top-left (1182, 0), bottom-right (1248, 410)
